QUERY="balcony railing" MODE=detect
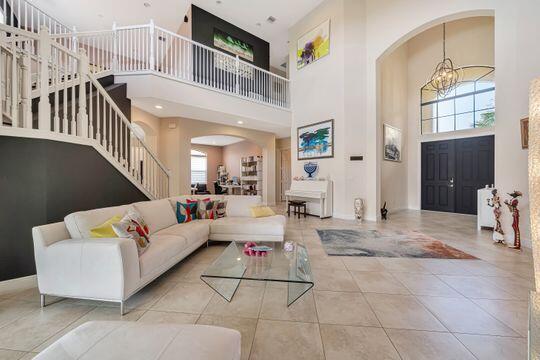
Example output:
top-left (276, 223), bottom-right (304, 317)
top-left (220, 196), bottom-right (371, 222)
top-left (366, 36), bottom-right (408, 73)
top-left (51, 21), bottom-right (291, 109)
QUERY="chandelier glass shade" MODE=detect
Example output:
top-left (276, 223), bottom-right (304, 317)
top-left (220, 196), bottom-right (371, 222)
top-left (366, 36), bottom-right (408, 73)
top-left (429, 23), bottom-right (461, 98)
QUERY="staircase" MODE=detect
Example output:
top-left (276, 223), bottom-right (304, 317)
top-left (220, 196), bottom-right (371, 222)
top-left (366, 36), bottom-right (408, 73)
top-left (0, 9), bottom-right (170, 199)
top-left (0, 0), bottom-right (291, 200)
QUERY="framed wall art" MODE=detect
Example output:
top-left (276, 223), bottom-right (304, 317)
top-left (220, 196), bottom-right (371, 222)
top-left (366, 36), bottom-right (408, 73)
top-left (297, 119), bottom-right (334, 160)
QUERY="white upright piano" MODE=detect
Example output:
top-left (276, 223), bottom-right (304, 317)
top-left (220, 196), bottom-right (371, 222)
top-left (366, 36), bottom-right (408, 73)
top-left (285, 180), bottom-right (333, 218)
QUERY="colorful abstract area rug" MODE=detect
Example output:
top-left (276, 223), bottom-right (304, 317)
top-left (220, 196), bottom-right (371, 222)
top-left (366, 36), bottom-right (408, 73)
top-left (316, 229), bottom-right (476, 259)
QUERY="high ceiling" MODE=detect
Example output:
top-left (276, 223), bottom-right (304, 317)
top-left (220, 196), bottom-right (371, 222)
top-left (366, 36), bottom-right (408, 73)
top-left (33, 0), bottom-right (324, 69)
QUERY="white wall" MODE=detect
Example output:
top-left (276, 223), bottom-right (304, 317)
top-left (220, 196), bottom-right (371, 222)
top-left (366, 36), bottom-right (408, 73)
top-left (290, 0), bottom-right (540, 246)
top-left (222, 141), bottom-right (262, 178)
top-left (380, 43), bottom-right (408, 212)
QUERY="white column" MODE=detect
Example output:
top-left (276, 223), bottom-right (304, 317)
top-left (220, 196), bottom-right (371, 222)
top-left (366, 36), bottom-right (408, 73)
top-left (529, 78), bottom-right (540, 287)
top-left (77, 49), bottom-right (89, 137)
top-left (38, 26), bottom-right (52, 131)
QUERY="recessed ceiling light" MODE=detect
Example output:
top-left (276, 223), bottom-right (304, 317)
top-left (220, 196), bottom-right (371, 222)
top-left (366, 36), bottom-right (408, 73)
top-left (256, 22), bottom-right (261, 27)
top-left (143, 2), bottom-right (151, 7)
top-left (237, 120), bottom-right (244, 125)
top-left (155, 105), bottom-right (163, 109)
top-left (266, 16), bottom-right (276, 24)
top-left (216, 0), bottom-right (222, 4)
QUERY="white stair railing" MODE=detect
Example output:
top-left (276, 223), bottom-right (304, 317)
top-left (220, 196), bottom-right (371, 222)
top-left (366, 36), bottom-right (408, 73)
top-left (2, 0), bottom-right (72, 34)
top-left (0, 25), bottom-right (170, 199)
top-left (50, 21), bottom-right (290, 109)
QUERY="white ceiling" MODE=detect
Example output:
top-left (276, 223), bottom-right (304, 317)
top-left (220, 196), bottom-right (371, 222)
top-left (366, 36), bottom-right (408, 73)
top-left (33, 0), bottom-right (323, 68)
top-left (131, 97), bottom-right (291, 138)
top-left (191, 135), bottom-right (244, 146)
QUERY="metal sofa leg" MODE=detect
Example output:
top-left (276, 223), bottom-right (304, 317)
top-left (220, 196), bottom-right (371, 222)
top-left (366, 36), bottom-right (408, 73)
top-left (120, 301), bottom-right (125, 316)
top-left (40, 294), bottom-right (46, 308)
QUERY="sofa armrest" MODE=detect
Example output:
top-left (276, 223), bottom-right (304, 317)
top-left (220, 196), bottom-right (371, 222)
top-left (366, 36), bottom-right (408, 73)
top-left (33, 235), bottom-right (140, 301)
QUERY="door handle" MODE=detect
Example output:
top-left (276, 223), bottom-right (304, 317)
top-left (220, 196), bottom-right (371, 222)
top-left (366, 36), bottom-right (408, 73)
top-left (449, 177), bottom-right (454, 188)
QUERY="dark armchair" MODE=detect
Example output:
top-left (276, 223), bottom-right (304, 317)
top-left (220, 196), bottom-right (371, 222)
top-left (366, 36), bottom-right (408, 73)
top-left (214, 181), bottom-right (228, 195)
top-left (194, 183), bottom-right (211, 195)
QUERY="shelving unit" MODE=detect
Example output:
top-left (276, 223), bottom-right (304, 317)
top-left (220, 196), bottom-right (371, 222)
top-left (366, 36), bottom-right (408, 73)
top-left (240, 156), bottom-right (263, 196)
top-left (217, 165), bottom-right (228, 184)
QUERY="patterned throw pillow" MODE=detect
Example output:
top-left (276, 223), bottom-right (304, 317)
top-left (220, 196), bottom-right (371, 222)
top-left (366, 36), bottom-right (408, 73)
top-left (112, 210), bottom-right (150, 255)
top-left (215, 200), bottom-right (227, 218)
top-left (198, 199), bottom-right (216, 219)
top-left (176, 202), bottom-right (198, 223)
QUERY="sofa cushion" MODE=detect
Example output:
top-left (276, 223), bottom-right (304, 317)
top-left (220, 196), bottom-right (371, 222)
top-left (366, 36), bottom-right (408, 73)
top-left (65, 205), bottom-right (129, 239)
top-left (210, 215), bottom-right (286, 236)
top-left (90, 215), bottom-right (123, 238)
top-left (168, 195), bottom-right (225, 211)
top-left (139, 234), bottom-right (187, 277)
top-left (223, 196), bottom-right (262, 217)
top-left (34, 321), bottom-right (241, 360)
top-left (132, 199), bottom-right (177, 235)
top-left (112, 211), bottom-right (151, 255)
top-left (155, 220), bottom-right (211, 247)
top-left (176, 202), bottom-right (199, 223)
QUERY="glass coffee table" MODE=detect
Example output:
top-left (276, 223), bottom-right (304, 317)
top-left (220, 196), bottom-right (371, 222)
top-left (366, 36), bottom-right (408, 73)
top-left (201, 241), bottom-right (313, 306)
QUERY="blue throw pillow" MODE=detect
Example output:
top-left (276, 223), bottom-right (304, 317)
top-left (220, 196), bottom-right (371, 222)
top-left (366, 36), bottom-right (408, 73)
top-left (176, 202), bottom-right (198, 223)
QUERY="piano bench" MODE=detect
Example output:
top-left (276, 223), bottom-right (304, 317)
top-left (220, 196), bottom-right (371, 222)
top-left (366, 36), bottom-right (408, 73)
top-left (287, 200), bottom-right (307, 219)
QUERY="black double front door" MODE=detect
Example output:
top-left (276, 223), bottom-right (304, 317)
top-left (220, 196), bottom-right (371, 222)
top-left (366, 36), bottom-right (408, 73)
top-left (421, 135), bottom-right (494, 215)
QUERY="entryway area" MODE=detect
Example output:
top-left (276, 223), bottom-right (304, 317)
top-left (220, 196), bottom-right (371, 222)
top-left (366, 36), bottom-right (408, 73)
top-left (421, 135), bottom-right (494, 214)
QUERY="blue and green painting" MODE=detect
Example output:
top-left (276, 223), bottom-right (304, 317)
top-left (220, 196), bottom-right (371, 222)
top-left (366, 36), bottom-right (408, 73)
top-left (298, 120), bottom-right (333, 159)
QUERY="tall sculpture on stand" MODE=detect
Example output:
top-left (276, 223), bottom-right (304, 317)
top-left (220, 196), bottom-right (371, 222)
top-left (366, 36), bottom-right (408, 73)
top-left (486, 189), bottom-right (505, 244)
top-left (504, 191), bottom-right (523, 250)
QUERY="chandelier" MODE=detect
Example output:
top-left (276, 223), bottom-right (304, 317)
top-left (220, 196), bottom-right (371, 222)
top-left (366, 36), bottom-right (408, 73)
top-left (429, 23), bottom-right (460, 97)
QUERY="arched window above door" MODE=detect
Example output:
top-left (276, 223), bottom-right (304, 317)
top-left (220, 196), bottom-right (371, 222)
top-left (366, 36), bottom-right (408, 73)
top-left (421, 65), bottom-right (495, 134)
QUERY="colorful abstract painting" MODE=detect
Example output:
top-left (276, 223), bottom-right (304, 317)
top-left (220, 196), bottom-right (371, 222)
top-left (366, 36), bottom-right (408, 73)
top-left (317, 229), bottom-right (476, 259)
top-left (297, 19), bottom-right (330, 69)
top-left (297, 119), bottom-right (334, 160)
top-left (213, 28), bottom-right (254, 62)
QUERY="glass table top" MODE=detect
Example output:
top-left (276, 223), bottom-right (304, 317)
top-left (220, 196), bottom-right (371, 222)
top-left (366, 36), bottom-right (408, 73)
top-left (200, 241), bottom-right (313, 306)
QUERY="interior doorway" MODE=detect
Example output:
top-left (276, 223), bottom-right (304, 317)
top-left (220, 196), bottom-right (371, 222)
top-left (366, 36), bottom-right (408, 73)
top-left (421, 135), bottom-right (494, 214)
top-left (280, 148), bottom-right (291, 201)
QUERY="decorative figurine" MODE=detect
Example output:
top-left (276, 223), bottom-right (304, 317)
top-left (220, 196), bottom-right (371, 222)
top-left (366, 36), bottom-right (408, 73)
top-left (243, 242), bottom-right (271, 256)
top-left (354, 198), bottom-right (364, 221)
top-left (486, 189), bottom-right (505, 244)
top-left (504, 190), bottom-right (523, 250)
top-left (380, 202), bottom-right (388, 220)
top-left (303, 162), bottom-right (318, 179)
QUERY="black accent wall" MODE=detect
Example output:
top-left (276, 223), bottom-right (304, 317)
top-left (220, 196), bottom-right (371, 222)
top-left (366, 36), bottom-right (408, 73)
top-left (191, 5), bottom-right (270, 70)
top-left (0, 137), bottom-right (149, 281)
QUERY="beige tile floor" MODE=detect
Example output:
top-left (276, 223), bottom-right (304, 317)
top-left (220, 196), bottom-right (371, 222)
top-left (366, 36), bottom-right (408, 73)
top-left (0, 208), bottom-right (534, 360)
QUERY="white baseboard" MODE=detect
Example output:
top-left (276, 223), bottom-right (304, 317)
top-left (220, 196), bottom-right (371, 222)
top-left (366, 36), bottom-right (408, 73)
top-left (0, 275), bottom-right (37, 295)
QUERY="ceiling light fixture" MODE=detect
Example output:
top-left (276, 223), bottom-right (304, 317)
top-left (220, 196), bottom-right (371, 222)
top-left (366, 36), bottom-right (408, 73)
top-left (155, 105), bottom-right (163, 109)
top-left (266, 16), bottom-right (276, 24)
top-left (143, 2), bottom-right (151, 7)
top-left (237, 120), bottom-right (244, 125)
top-left (428, 23), bottom-right (461, 98)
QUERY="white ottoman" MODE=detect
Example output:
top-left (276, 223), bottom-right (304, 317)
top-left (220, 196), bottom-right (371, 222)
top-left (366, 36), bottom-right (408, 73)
top-left (34, 321), bottom-right (241, 360)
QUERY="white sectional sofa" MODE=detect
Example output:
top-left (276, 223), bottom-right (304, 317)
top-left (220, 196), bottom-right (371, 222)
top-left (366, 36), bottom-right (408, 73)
top-left (32, 195), bottom-right (285, 314)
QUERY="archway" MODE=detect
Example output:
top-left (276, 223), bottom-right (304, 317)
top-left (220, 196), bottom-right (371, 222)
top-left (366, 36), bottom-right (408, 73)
top-left (366, 9), bottom-right (496, 221)
top-left (161, 117), bottom-right (276, 204)
top-left (375, 15), bottom-right (495, 218)
top-left (190, 135), bottom-right (263, 196)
